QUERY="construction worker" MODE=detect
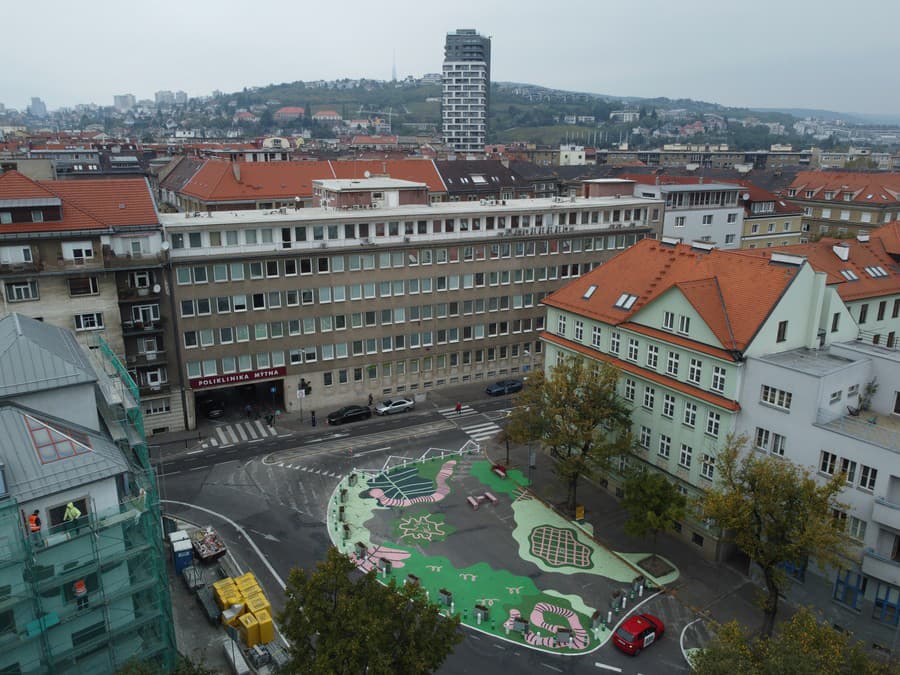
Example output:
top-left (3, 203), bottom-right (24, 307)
top-left (63, 502), bottom-right (82, 534)
top-left (28, 510), bottom-right (41, 536)
top-left (73, 578), bottom-right (88, 610)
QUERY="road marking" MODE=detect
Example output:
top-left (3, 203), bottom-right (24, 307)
top-left (541, 664), bottom-right (562, 672)
top-left (226, 426), bottom-right (239, 444)
top-left (492, 644), bottom-right (505, 650)
top-left (593, 664), bottom-right (622, 672)
top-left (286, 464), bottom-right (293, 469)
top-left (248, 438), bottom-right (264, 443)
top-left (187, 449), bottom-right (203, 455)
top-left (189, 465), bottom-right (206, 471)
top-left (245, 423), bottom-right (258, 440)
top-left (680, 617), bottom-right (704, 667)
top-left (278, 434), bottom-right (292, 438)
top-left (353, 446), bottom-right (391, 457)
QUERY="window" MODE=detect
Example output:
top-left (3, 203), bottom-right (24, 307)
top-left (666, 351), bottom-right (680, 376)
top-left (858, 304), bottom-right (868, 324)
top-left (642, 386), bottom-right (655, 410)
top-left (688, 358), bottom-right (702, 384)
top-left (754, 427), bottom-right (771, 451)
top-left (591, 326), bottom-right (602, 349)
top-left (819, 451), bottom-right (837, 475)
top-left (646, 344), bottom-right (658, 369)
top-left (848, 517), bottom-right (867, 542)
top-left (776, 320), bottom-right (788, 343)
top-left (609, 331), bottom-right (620, 355)
top-left (683, 402), bottom-right (697, 427)
top-left (675, 216), bottom-right (685, 228)
top-left (678, 315), bottom-right (690, 334)
top-left (624, 378), bottom-right (635, 402)
top-left (702, 215), bottom-right (713, 225)
top-left (760, 385), bottom-right (792, 410)
top-left (859, 465), bottom-right (877, 491)
top-left (679, 444), bottom-right (693, 469)
top-left (68, 276), bottom-right (99, 296)
top-left (658, 434), bottom-right (671, 458)
top-left (5, 280), bottom-right (38, 302)
top-left (74, 312), bottom-right (103, 331)
top-left (727, 213), bottom-right (737, 224)
top-left (701, 454), bottom-right (715, 480)
top-left (706, 411), bottom-right (720, 437)
top-left (574, 320), bottom-right (583, 342)
top-left (771, 433), bottom-right (786, 457)
top-left (627, 338), bottom-right (639, 362)
top-left (663, 311), bottom-right (674, 331)
top-left (662, 394), bottom-right (675, 418)
top-left (711, 366), bottom-right (726, 393)
top-left (639, 426), bottom-right (651, 449)
top-left (557, 314), bottom-right (566, 335)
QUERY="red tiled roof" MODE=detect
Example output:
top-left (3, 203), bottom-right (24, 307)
top-left (872, 221), bottom-right (900, 257)
top-left (786, 170), bottom-right (900, 205)
top-left (542, 238), bottom-right (800, 353)
top-left (542, 332), bottom-right (741, 412)
top-left (0, 171), bottom-right (156, 233)
top-left (741, 235), bottom-right (900, 302)
top-left (274, 106), bottom-right (305, 115)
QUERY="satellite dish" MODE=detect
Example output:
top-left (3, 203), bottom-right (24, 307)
top-left (152, 284), bottom-right (161, 293)
top-left (363, 170), bottom-right (371, 178)
top-left (742, 193), bottom-right (750, 201)
top-left (160, 241), bottom-right (171, 251)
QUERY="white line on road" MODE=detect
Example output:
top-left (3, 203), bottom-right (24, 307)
top-left (353, 446), bottom-right (391, 457)
top-left (277, 434), bottom-right (292, 438)
top-left (541, 664), bottom-right (562, 672)
top-left (248, 438), bottom-right (264, 443)
top-left (186, 449), bottom-right (203, 455)
top-left (189, 465), bottom-right (206, 471)
top-left (680, 617), bottom-right (704, 667)
top-left (492, 644), bottom-right (505, 650)
top-left (161, 500), bottom-right (286, 590)
top-left (593, 664), bottom-right (622, 672)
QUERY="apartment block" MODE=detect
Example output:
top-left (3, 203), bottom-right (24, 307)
top-left (442, 29), bottom-right (490, 154)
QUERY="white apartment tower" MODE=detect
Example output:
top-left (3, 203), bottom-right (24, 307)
top-left (442, 29), bottom-right (490, 155)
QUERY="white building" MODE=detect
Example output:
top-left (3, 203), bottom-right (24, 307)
top-left (442, 29), bottom-right (490, 154)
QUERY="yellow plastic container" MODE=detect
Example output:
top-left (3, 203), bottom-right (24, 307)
top-left (213, 578), bottom-right (237, 594)
top-left (254, 609), bottom-right (274, 643)
top-left (239, 612), bottom-right (260, 648)
top-left (245, 592), bottom-right (271, 616)
top-left (238, 583), bottom-right (261, 600)
top-left (234, 572), bottom-right (257, 591)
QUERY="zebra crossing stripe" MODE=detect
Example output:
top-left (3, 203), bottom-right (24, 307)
top-left (254, 420), bottom-right (269, 436)
top-left (226, 426), bottom-right (239, 444)
top-left (245, 423), bottom-right (258, 440)
top-left (463, 422), bottom-right (499, 433)
top-left (235, 424), bottom-right (248, 442)
top-left (209, 438), bottom-right (219, 447)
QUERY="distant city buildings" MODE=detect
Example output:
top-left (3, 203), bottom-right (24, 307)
top-left (113, 94), bottom-right (136, 112)
top-left (442, 29), bottom-right (490, 155)
top-left (154, 90), bottom-right (175, 105)
top-left (28, 97), bottom-right (47, 118)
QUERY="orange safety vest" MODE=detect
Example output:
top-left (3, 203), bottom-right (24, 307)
top-left (28, 514), bottom-right (40, 532)
top-left (73, 579), bottom-right (87, 596)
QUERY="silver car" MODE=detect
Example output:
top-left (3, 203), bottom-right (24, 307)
top-left (374, 397), bottom-right (415, 415)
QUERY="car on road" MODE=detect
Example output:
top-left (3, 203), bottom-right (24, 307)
top-left (327, 405), bottom-right (372, 425)
top-left (199, 399), bottom-right (226, 419)
top-left (374, 397), bottom-right (415, 415)
top-left (485, 379), bottom-right (524, 396)
top-left (612, 613), bottom-right (664, 656)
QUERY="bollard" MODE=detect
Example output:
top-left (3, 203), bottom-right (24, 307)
top-left (451, 602), bottom-right (455, 614)
top-left (638, 584), bottom-right (644, 598)
top-left (621, 596), bottom-right (627, 610)
top-left (505, 624), bottom-right (510, 635)
top-left (477, 614), bottom-right (481, 625)
top-left (607, 610), bottom-right (612, 625)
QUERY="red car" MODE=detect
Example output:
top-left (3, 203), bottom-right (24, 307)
top-left (612, 613), bottom-right (664, 656)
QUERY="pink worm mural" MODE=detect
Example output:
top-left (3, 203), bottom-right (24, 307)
top-left (503, 604), bottom-right (590, 650)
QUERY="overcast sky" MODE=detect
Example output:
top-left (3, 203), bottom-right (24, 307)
top-left (5, 0), bottom-right (898, 115)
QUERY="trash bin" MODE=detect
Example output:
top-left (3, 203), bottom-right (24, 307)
top-left (173, 539), bottom-right (194, 574)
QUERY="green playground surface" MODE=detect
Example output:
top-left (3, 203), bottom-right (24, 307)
top-left (327, 450), bottom-right (678, 655)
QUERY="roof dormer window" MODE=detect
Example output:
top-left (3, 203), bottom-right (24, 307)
top-left (843, 193), bottom-right (853, 202)
top-left (805, 190), bottom-right (814, 198)
top-left (614, 293), bottom-right (638, 310)
top-left (824, 191), bottom-right (835, 200)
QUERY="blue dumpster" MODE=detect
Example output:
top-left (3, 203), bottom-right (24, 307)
top-left (173, 539), bottom-right (194, 574)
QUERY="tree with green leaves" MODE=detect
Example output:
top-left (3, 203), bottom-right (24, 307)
top-left (506, 356), bottom-right (633, 514)
top-left (690, 607), bottom-right (894, 675)
top-left (622, 471), bottom-right (686, 561)
top-left (699, 435), bottom-right (849, 637)
top-left (116, 655), bottom-right (216, 675)
top-left (279, 547), bottom-right (462, 674)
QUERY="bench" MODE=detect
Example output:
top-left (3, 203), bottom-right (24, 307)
top-left (492, 465), bottom-right (507, 479)
top-left (467, 496), bottom-right (480, 510)
top-left (484, 492), bottom-right (497, 505)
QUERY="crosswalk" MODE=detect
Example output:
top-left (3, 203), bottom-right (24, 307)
top-left (200, 420), bottom-right (278, 449)
top-left (439, 405), bottom-right (502, 442)
top-left (274, 463), bottom-right (341, 479)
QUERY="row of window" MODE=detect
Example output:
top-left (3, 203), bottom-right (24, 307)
top-left (749, 221), bottom-right (795, 234)
top-left (819, 451), bottom-right (878, 492)
top-left (856, 298), bottom-right (900, 325)
top-left (636, 426), bottom-right (716, 480)
top-left (559, 316), bottom-right (729, 395)
top-left (673, 213), bottom-right (739, 227)
top-left (624, 378), bottom-right (723, 437)
top-left (186, 342), bottom-right (542, 379)
top-left (169, 212), bottom-right (650, 250)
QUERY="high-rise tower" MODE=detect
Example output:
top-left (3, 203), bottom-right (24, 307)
top-left (442, 29), bottom-right (490, 155)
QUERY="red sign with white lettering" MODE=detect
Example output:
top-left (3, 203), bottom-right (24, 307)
top-left (189, 367), bottom-right (286, 390)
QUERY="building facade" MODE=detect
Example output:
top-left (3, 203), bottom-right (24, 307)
top-left (0, 314), bottom-right (175, 673)
top-left (161, 180), bottom-right (662, 429)
top-left (442, 29), bottom-right (490, 155)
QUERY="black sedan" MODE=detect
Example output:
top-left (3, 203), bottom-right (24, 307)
top-left (485, 379), bottom-right (524, 396)
top-left (199, 399), bottom-right (226, 419)
top-left (327, 405), bottom-right (372, 425)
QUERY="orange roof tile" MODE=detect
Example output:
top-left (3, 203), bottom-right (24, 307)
top-left (740, 236), bottom-right (900, 302)
top-left (872, 220), bottom-right (900, 258)
top-left (786, 170), bottom-right (900, 205)
top-left (542, 238), bottom-right (800, 353)
top-left (542, 332), bottom-right (741, 411)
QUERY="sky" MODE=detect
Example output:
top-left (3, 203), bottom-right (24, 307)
top-left (5, 0), bottom-right (899, 116)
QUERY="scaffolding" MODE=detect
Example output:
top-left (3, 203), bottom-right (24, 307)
top-left (0, 337), bottom-right (176, 673)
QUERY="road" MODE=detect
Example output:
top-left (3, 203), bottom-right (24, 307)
top-left (153, 400), bottom-right (695, 674)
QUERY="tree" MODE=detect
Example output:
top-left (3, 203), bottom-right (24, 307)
top-left (699, 436), bottom-right (849, 637)
top-left (690, 607), bottom-right (894, 675)
top-left (506, 356), bottom-right (633, 514)
top-left (116, 656), bottom-right (216, 675)
top-left (622, 471), bottom-right (686, 560)
top-left (279, 547), bottom-right (462, 674)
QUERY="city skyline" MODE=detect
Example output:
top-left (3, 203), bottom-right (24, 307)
top-left (4, 0), bottom-right (900, 116)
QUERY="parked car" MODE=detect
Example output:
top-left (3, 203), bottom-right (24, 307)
top-left (374, 397), bottom-right (415, 415)
top-left (612, 613), bottom-right (664, 656)
top-left (199, 399), bottom-right (226, 419)
top-left (327, 405), bottom-right (372, 425)
top-left (485, 379), bottom-right (524, 396)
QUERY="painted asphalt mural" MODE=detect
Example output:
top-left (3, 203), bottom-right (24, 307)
top-left (327, 446), bottom-right (679, 655)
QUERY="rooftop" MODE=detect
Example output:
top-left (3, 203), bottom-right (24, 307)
top-left (315, 178), bottom-right (427, 191)
top-left (756, 347), bottom-right (857, 377)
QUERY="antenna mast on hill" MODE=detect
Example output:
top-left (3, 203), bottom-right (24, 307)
top-left (392, 50), bottom-right (397, 82)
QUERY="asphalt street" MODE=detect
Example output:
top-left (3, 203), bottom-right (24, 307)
top-left (152, 398), bottom-right (695, 674)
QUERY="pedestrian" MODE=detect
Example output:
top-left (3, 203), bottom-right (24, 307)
top-left (63, 501), bottom-right (82, 534)
top-left (311, 410), bottom-right (317, 427)
top-left (28, 510), bottom-right (41, 537)
top-left (245, 403), bottom-right (252, 418)
top-left (73, 578), bottom-right (88, 610)
top-left (455, 401), bottom-right (462, 416)
top-left (368, 393), bottom-right (374, 407)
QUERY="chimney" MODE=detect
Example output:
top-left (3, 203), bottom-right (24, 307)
top-left (832, 243), bottom-right (850, 261)
top-left (232, 162), bottom-right (241, 182)
top-left (856, 233), bottom-right (870, 243)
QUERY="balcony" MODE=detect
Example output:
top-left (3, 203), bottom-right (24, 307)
top-left (872, 497), bottom-right (900, 532)
top-left (815, 407), bottom-right (900, 452)
top-left (125, 350), bottom-right (167, 367)
top-left (0, 261), bottom-right (42, 275)
top-left (122, 318), bottom-right (165, 336)
top-left (117, 285), bottom-right (161, 301)
top-left (102, 247), bottom-right (165, 270)
top-left (861, 548), bottom-right (900, 586)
